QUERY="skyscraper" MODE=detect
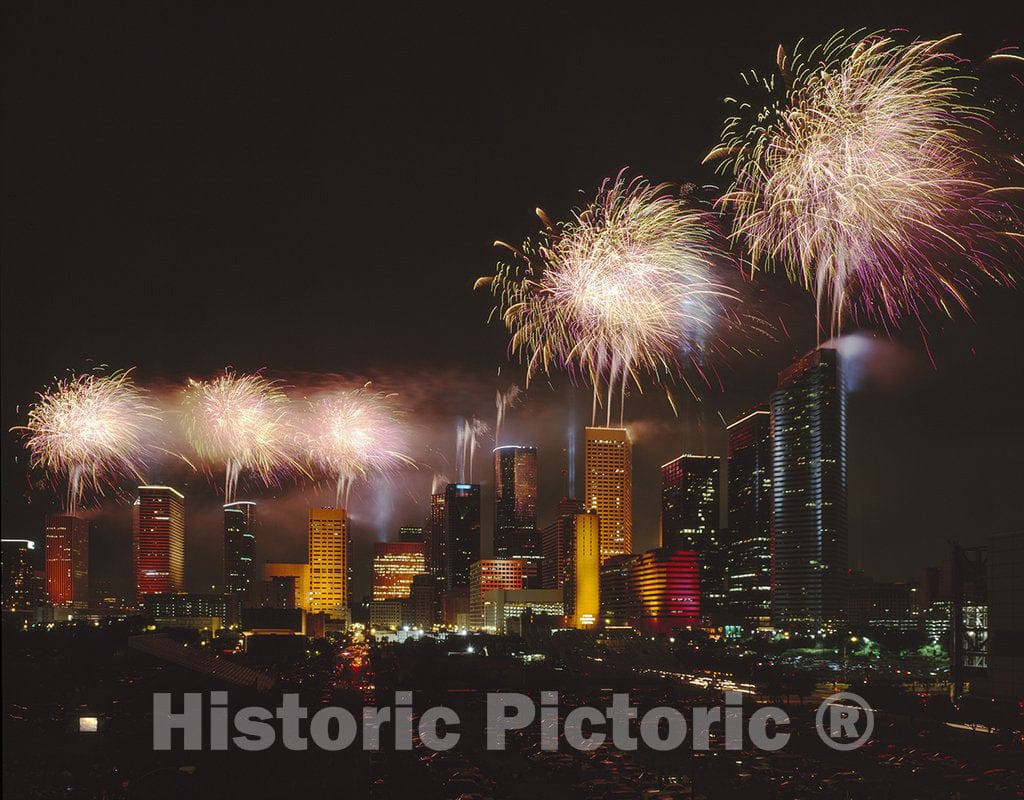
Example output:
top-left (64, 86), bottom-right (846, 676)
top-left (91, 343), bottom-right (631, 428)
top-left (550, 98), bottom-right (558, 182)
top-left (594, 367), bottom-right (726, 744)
top-left (45, 515), bottom-right (89, 609)
top-left (726, 408), bottom-right (772, 627)
top-left (308, 507), bottom-right (350, 621)
top-left (425, 492), bottom-right (446, 583)
top-left (443, 483), bottom-right (481, 590)
top-left (372, 541), bottom-right (427, 601)
top-left (223, 501), bottom-right (256, 600)
top-left (660, 454), bottom-right (723, 612)
top-left (584, 426), bottom-right (632, 563)
top-left (541, 497), bottom-right (581, 590)
top-left (493, 445), bottom-right (539, 560)
top-left (132, 486), bottom-right (185, 600)
top-left (567, 511), bottom-right (600, 628)
top-left (2, 538), bottom-right (38, 610)
top-left (771, 348), bottom-right (848, 629)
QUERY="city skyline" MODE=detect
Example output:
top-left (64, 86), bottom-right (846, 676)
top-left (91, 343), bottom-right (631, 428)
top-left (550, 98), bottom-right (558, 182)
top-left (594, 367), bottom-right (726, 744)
top-left (2, 3), bottom-right (1021, 605)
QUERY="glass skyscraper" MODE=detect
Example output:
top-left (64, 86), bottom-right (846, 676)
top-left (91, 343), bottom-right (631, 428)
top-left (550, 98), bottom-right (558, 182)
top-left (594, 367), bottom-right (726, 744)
top-left (493, 445), bottom-right (539, 585)
top-left (726, 408), bottom-right (772, 627)
top-left (770, 348), bottom-right (848, 629)
top-left (223, 500), bottom-right (256, 600)
top-left (443, 483), bottom-right (481, 590)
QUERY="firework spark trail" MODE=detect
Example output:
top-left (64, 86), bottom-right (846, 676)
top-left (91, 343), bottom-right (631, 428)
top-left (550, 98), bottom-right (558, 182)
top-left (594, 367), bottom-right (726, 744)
top-left (300, 384), bottom-right (414, 508)
top-left (708, 30), bottom-right (1020, 337)
top-left (494, 384), bottom-right (522, 447)
top-left (180, 370), bottom-right (298, 503)
top-left (455, 416), bottom-right (488, 483)
top-left (431, 472), bottom-right (449, 495)
top-left (12, 370), bottom-right (159, 513)
top-left (479, 172), bottom-right (737, 425)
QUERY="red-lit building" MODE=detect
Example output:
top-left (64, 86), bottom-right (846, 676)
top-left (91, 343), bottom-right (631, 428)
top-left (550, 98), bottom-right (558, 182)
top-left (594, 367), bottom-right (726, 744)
top-left (132, 486), bottom-right (185, 600)
top-left (44, 514), bottom-right (89, 609)
top-left (628, 548), bottom-right (700, 634)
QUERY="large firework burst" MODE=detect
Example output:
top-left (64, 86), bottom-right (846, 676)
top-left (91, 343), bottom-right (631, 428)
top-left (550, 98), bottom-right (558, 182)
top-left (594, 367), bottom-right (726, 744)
top-left (479, 172), bottom-right (735, 424)
top-left (300, 384), bottom-right (414, 507)
top-left (180, 370), bottom-right (298, 502)
top-left (13, 370), bottom-right (158, 512)
top-left (708, 30), bottom-right (1019, 335)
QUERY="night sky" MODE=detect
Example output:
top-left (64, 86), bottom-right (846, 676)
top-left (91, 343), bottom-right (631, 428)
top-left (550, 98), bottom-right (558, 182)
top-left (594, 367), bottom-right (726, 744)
top-left (3, 2), bottom-right (1022, 600)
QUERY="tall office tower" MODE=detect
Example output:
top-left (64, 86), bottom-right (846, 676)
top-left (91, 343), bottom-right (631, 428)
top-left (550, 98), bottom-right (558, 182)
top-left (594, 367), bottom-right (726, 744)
top-left (425, 492), bottom-right (446, 583)
top-left (726, 408), bottom-right (773, 627)
top-left (771, 347), bottom-right (848, 629)
top-left (308, 507), bottom-right (350, 621)
top-left (584, 427), bottom-right (632, 562)
top-left (372, 541), bottom-right (427, 601)
top-left (2, 539), bottom-right (37, 610)
top-left (493, 445), bottom-right (539, 557)
top-left (660, 454), bottom-right (723, 613)
top-left (443, 483), bottom-right (481, 590)
top-left (469, 559), bottom-right (524, 629)
top-left (399, 526), bottom-right (424, 544)
top-left (44, 515), bottom-right (89, 609)
top-left (223, 501), bottom-right (256, 600)
top-left (566, 511), bottom-right (600, 628)
top-left (541, 497), bottom-right (582, 590)
top-left (132, 486), bottom-right (185, 600)
top-left (264, 563), bottom-right (310, 610)
top-left (629, 548), bottom-right (701, 634)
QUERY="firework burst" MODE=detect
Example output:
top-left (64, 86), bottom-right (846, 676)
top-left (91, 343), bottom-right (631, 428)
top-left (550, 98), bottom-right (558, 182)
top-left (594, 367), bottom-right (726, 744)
top-left (300, 385), bottom-right (414, 507)
top-left (13, 370), bottom-right (158, 513)
top-left (479, 172), bottom-right (736, 424)
top-left (180, 370), bottom-right (298, 503)
top-left (708, 30), bottom-right (1019, 335)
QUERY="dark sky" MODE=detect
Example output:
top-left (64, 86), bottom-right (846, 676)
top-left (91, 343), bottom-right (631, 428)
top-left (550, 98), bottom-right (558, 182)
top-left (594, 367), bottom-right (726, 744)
top-left (3, 2), bottom-right (1022, 600)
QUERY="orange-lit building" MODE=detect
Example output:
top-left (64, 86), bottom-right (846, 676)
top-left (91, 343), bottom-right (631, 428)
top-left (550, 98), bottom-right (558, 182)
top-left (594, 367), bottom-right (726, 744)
top-left (372, 541), bottom-right (426, 601)
top-left (45, 514), bottom-right (88, 609)
top-left (132, 486), bottom-right (184, 600)
top-left (308, 507), bottom-right (350, 621)
top-left (584, 427), bottom-right (632, 562)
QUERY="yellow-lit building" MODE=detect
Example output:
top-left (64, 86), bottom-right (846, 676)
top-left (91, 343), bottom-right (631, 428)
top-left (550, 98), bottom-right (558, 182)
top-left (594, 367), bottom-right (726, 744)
top-left (573, 511), bottom-right (600, 629)
top-left (264, 562), bottom-right (310, 610)
top-left (584, 427), bottom-right (632, 562)
top-left (308, 508), bottom-right (349, 622)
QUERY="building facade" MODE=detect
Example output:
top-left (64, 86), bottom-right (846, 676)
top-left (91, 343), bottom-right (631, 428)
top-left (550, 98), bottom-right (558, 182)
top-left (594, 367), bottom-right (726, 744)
top-left (469, 558), bottom-right (524, 630)
top-left (629, 548), bottom-right (701, 634)
top-left (224, 500), bottom-right (256, 600)
top-left (45, 515), bottom-right (89, 609)
top-left (660, 454), bottom-right (723, 614)
top-left (372, 541), bottom-right (427, 601)
top-left (770, 348), bottom-right (848, 629)
top-left (443, 483), bottom-right (481, 591)
top-left (493, 445), bottom-right (540, 585)
top-left (308, 507), bottom-right (350, 621)
top-left (567, 511), bottom-right (600, 628)
top-left (132, 486), bottom-right (185, 600)
top-left (584, 427), bottom-right (632, 563)
top-left (2, 538), bottom-right (38, 611)
top-left (263, 562), bottom-right (310, 610)
top-left (726, 408), bottom-right (772, 627)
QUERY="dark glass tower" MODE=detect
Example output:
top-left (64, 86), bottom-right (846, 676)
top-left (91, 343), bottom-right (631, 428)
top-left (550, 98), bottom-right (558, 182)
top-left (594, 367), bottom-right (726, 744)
top-left (770, 348), bottom-right (848, 629)
top-left (443, 483), bottom-right (481, 590)
top-left (493, 446), bottom-right (538, 556)
top-left (493, 445), bottom-right (539, 585)
top-left (726, 408), bottom-right (772, 627)
top-left (224, 501), bottom-right (256, 600)
top-left (660, 454), bottom-right (724, 612)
